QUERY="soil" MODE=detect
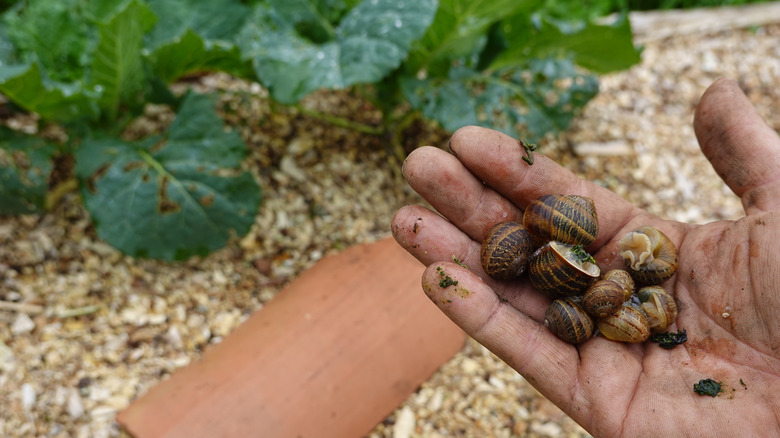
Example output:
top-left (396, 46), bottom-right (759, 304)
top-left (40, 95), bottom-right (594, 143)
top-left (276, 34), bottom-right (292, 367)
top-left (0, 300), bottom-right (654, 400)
top-left (2, 6), bottom-right (780, 438)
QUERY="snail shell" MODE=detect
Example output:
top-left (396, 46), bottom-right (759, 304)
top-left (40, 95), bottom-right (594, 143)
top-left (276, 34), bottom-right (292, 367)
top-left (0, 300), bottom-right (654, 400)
top-left (544, 299), bottom-right (595, 344)
top-left (637, 286), bottom-right (678, 332)
top-left (601, 269), bottom-right (635, 301)
top-left (480, 221), bottom-right (532, 280)
top-left (529, 241), bottom-right (600, 298)
top-left (618, 226), bottom-right (678, 285)
top-left (523, 194), bottom-right (599, 246)
top-left (597, 302), bottom-right (651, 343)
top-left (582, 279), bottom-right (625, 318)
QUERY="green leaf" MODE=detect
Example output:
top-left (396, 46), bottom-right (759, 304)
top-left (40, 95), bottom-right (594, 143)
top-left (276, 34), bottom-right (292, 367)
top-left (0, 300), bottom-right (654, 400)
top-left (0, 62), bottom-right (100, 122)
top-left (1, 0), bottom-right (93, 83)
top-left (75, 93), bottom-right (261, 260)
top-left (90, 0), bottom-right (157, 120)
top-left (405, 0), bottom-right (541, 76)
top-left (0, 127), bottom-right (57, 214)
top-left (147, 29), bottom-right (250, 83)
top-left (146, 0), bottom-right (251, 48)
top-left (491, 14), bottom-right (640, 74)
top-left (402, 57), bottom-right (598, 141)
top-left (237, 0), bottom-right (438, 103)
top-left (144, 0), bottom-right (252, 81)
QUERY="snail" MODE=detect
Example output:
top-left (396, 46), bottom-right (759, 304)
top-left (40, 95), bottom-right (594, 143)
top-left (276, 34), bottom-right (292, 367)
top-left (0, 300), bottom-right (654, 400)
top-left (638, 286), bottom-right (678, 332)
top-left (582, 279), bottom-right (625, 318)
top-left (544, 299), bottom-right (595, 344)
top-left (528, 241), bottom-right (600, 298)
top-left (523, 194), bottom-right (599, 246)
top-left (480, 221), bottom-right (532, 280)
top-left (618, 226), bottom-right (678, 285)
top-left (597, 302), bottom-right (651, 343)
top-left (601, 269), bottom-right (635, 301)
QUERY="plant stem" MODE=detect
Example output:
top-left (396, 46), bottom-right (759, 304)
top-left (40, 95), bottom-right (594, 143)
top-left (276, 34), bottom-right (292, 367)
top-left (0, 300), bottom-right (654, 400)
top-left (293, 104), bottom-right (384, 135)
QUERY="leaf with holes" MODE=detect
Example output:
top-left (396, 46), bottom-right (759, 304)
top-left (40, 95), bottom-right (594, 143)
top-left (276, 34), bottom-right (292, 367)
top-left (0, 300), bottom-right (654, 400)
top-left (0, 127), bottom-right (57, 214)
top-left (75, 93), bottom-right (261, 260)
top-left (402, 57), bottom-right (598, 141)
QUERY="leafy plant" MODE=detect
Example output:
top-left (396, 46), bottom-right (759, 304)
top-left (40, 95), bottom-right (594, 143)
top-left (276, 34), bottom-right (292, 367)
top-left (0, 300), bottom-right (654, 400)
top-left (0, 0), bottom-right (641, 260)
top-left (0, 0), bottom-right (259, 260)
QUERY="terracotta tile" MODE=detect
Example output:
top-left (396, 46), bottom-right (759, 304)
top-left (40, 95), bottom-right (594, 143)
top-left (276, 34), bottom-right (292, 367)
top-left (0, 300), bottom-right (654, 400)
top-left (117, 237), bottom-right (465, 438)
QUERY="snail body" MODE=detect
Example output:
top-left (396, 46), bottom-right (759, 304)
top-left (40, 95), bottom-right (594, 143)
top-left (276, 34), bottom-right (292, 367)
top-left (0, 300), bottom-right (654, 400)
top-left (544, 299), bottom-right (595, 344)
top-left (523, 194), bottom-right (599, 246)
top-left (480, 221), bottom-right (532, 280)
top-left (638, 286), bottom-right (678, 332)
top-left (618, 226), bottom-right (678, 285)
top-left (529, 241), bottom-right (600, 298)
top-left (597, 303), bottom-right (651, 343)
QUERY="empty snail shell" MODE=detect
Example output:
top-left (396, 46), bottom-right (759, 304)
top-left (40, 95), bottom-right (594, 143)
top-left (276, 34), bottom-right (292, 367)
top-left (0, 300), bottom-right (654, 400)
top-left (601, 269), bottom-right (635, 301)
top-left (523, 194), bottom-right (599, 246)
top-left (637, 286), bottom-right (678, 333)
top-left (618, 226), bottom-right (678, 285)
top-left (529, 241), bottom-right (601, 298)
top-left (480, 221), bottom-right (532, 280)
top-left (544, 299), bottom-right (595, 344)
top-left (582, 279), bottom-right (625, 318)
top-left (597, 302), bottom-right (651, 343)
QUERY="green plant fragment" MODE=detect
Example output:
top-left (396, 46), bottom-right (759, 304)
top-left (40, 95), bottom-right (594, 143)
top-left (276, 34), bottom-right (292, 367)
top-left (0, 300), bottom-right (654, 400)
top-left (693, 379), bottom-right (721, 397)
top-left (649, 328), bottom-right (687, 349)
top-left (0, 127), bottom-right (56, 214)
top-left (237, 0), bottom-right (437, 103)
top-left (571, 244), bottom-right (596, 264)
top-left (75, 93), bottom-right (261, 260)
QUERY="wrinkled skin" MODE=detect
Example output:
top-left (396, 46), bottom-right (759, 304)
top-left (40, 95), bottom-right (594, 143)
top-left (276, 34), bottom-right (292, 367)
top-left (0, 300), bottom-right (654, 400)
top-left (391, 79), bottom-right (780, 437)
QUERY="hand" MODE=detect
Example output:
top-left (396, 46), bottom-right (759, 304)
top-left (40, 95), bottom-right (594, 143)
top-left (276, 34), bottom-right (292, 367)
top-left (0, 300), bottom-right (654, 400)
top-left (391, 78), bottom-right (780, 437)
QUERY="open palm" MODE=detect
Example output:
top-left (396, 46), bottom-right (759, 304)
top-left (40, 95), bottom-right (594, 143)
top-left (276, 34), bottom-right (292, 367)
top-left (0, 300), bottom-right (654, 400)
top-left (391, 78), bottom-right (780, 437)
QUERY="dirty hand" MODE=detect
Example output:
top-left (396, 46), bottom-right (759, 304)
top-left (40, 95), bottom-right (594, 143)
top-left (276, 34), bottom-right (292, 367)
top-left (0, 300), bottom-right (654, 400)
top-left (391, 78), bottom-right (780, 437)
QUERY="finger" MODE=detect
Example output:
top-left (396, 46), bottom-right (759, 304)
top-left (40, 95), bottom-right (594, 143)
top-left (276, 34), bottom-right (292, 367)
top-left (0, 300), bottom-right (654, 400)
top-left (391, 204), bottom-right (482, 270)
top-left (391, 205), bottom-right (549, 312)
top-left (693, 77), bottom-right (780, 214)
top-left (421, 262), bottom-right (618, 425)
top-left (448, 126), bottom-right (640, 246)
top-left (402, 146), bottom-right (524, 242)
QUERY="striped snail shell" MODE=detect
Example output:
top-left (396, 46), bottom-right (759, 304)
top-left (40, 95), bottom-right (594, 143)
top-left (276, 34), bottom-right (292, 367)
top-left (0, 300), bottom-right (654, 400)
top-left (544, 299), bottom-right (595, 344)
top-left (618, 226), bottom-right (678, 285)
top-left (601, 269), bottom-right (635, 301)
top-left (582, 279), bottom-right (625, 318)
top-left (523, 194), bottom-right (599, 246)
top-left (529, 241), bottom-right (600, 299)
top-left (597, 302), bottom-right (651, 343)
top-left (480, 221), bottom-right (532, 280)
top-left (637, 286), bottom-right (678, 332)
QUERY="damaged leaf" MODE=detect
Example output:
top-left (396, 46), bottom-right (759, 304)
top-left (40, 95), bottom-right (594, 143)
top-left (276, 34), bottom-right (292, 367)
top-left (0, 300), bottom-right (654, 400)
top-left (75, 93), bottom-right (261, 260)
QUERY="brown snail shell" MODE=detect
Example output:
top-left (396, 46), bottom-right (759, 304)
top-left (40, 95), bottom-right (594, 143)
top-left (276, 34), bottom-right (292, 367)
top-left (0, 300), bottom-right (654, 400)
top-left (601, 269), bottom-right (635, 301)
top-left (618, 226), bottom-right (678, 285)
top-left (523, 194), bottom-right (599, 246)
top-left (480, 221), bottom-right (532, 280)
top-left (637, 286), bottom-right (678, 333)
top-left (582, 279), bottom-right (625, 318)
top-left (597, 302), bottom-right (651, 343)
top-left (544, 299), bottom-right (595, 344)
top-left (529, 241), bottom-right (600, 298)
